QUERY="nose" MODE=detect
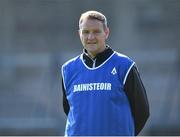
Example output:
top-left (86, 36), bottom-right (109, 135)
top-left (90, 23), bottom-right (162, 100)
top-left (87, 32), bottom-right (95, 40)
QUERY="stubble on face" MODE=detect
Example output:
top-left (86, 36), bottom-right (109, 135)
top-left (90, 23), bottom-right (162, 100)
top-left (79, 19), bottom-right (109, 58)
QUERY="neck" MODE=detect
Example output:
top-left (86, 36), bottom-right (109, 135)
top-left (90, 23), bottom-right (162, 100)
top-left (86, 45), bottom-right (107, 59)
top-left (87, 52), bottom-right (96, 59)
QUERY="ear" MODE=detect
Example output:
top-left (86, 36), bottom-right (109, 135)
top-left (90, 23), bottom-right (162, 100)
top-left (105, 27), bottom-right (110, 39)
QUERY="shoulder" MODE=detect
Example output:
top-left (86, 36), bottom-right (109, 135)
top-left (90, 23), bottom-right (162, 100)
top-left (61, 55), bottom-right (81, 77)
top-left (113, 51), bottom-right (136, 75)
top-left (62, 54), bottom-right (81, 69)
top-left (113, 51), bottom-right (134, 63)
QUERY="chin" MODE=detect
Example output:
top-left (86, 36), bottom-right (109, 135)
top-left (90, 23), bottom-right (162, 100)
top-left (86, 47), bottom-right (98, 53)
top-left (86, 44), bottom-right (98, 49)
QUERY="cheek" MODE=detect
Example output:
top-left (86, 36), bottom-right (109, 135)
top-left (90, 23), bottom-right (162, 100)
top-left (80, 37), bottom-right (86, 45)
top-left (82, 36), bottom-right (88, 42)
top-left (99, 36), bottom-right (106, 42)
top-left (80, 35), bottom-right (84, 41)
top-left (82, 37), bottom-right (86, 43)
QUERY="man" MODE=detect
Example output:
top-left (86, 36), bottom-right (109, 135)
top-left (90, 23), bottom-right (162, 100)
top-left (61, 10), bottom-right (149, 136)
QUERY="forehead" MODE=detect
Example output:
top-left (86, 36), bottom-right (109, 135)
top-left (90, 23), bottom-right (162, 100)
top-left (79, 18), bottom-right (104, 30)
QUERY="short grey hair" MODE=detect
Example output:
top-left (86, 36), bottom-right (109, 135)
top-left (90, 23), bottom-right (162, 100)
top-left (79, 10), bottom-right (108, 29)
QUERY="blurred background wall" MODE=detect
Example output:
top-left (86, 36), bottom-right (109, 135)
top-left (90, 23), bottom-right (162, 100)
top-left (0, 0), bottom-right (180, 135)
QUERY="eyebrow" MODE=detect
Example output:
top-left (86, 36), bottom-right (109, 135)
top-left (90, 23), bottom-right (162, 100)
top-left (81, 28), bottom-right (102, 31)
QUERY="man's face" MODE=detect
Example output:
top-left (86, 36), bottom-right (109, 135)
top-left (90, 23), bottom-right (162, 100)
top-left (79, 18), bottom-right (109, 57)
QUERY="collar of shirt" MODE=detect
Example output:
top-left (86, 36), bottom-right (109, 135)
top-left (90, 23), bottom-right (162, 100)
top-left (82, 45), bottom-right (114, 68)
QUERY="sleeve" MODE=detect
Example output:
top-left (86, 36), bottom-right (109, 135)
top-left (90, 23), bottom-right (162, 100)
top-left (124, 65), bottom-right (150, 136)
top-left (62, 78), bottom-right (70, 116)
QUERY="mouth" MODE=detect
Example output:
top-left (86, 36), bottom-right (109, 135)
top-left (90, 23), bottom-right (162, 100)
top-left (87, 42), bottom-right (97, 44)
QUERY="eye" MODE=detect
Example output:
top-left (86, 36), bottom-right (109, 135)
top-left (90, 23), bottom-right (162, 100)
top-left (93, 30), bottom-right (101, 34)
top-left (82, 30), bottom-right (89, 34)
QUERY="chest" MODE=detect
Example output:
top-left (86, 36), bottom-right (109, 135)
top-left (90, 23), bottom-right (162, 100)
top-left (67, 63), bottom-right (126, 95)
